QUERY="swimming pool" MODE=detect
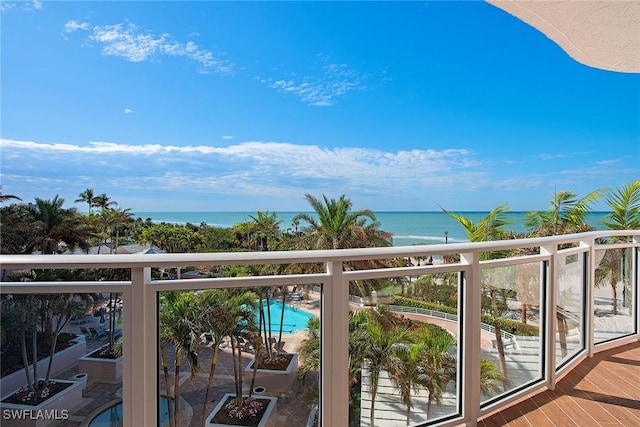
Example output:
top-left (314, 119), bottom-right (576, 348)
top-left (86, 397), bottom-right (176, 427)
top-left (256, 301), bottom-right (314, 334)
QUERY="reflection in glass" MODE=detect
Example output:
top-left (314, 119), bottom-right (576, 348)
top-left (158, 285), bottom-right (320, 426)
top-left (594, 248), bottom-right (636, 343)
top-left (352, 271), bottom-right (462, 426)
top-left (556, 253), bottom-right (585, 367)
top-left (480, 263), bottom-right (543, 405)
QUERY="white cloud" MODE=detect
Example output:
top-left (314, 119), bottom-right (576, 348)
top-left (124, 108), bottom-right (134, 114)
top-left (0, 138), bottom-right (479, 198)
top-left (63, 21), bottom-right (233, 74)
top-left (222, 135), bottom-right (233, 140)
top-left (63, 20), bottom-right (90, 33)
top-left (1, 3), bottom-right (15, 13)
top-left (2, 138), bottom-right (623, 211)
top-left (2, 1), bottom-right (43, 13)
top-left (271, 62), bottom-right (366, 106)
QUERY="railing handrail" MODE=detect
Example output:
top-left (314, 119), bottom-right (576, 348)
top-left (0, 230), bottom-right (638, 427)
top-left (1, 229), bottom-right (638, 269)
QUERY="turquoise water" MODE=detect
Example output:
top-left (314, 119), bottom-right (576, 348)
top-left (87, 397), bottom-right (170, 426)
top-left (257, 301), bottom-right (313, 334)
top-left (134, 211), bottom-right (610, 246)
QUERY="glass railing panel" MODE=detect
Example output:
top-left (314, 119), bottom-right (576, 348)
top-left (556, 252), bottom-right (586, 367)
top-left (594, 247), bottom-right (637, 343)
top-left (158, 283), bottom-right (320, 427)
top-left (0, 290), bottom-right (124, 426)
top-left (479, 262), bottom-right (544, 405)
top-left (352, 269), bottom-right (461, 426)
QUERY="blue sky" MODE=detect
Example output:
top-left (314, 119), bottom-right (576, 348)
top-left (1, 1), bottom-right (639, 213)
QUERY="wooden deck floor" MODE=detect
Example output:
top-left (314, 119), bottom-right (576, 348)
top-left (480, 340), bottom-right (640, 426)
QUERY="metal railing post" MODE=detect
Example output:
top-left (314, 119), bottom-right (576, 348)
top-left (460, 252), bottom-right (479, 426)
top-left (322, 261), bottom-right (350, 427)
top-left (123, 267), bottom-right (156, 426)
top-left (541, 244), bottom-right (557, 391)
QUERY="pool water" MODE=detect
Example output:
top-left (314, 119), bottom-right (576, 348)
top-left (257, 301), bottom-right (313, 334)
top-left (87, 397), bottom-right (170, 426)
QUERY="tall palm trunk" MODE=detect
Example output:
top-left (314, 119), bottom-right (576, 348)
top-left (610, 276), bottom-right (618, 315)
top-left (31, 317), bottom-right (38, 390)
top-left (277, 287), bottom-right (287, 348)
top-left (490, 289), bottom-right (508, 387)
top-left (160, 346), bottom-right (174, 427)
top-left (173, 351), bottom-right (182, 424)
top-left (369, 373), bottom-right (380, 427)
top-left (45, 313), bottom-right (68, 382)
top-left (201, 344), bottom-right (221, 427)
top-left (20, 319), bottom-right (33, 391)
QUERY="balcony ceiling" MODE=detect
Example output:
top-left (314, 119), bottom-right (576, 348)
top-left (487, 0), bottom-right (640, 73)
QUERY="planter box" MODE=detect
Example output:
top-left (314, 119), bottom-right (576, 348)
top-left (205, 393), bottom-right (278, 427)
top-left (77, 345), bottom-right (122, 380)
top-left (0, 379), bottom-right (83, 427)
top-left (244, 353), bottom-right (298, 395)
top-left (0, 339), bottom-right (86, 396)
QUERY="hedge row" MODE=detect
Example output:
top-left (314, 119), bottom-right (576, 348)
top-left (390, 296), bottom-right (539, 337)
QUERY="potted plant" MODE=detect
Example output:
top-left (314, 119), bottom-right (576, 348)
top-left (201, 288), bottom-right (279, 427)
top-left (78, 293), bottom-right (123, 380)
top-left (0, 293), bottom-right (87, 425)
top-left (243, 287), bottom-right (299, 395)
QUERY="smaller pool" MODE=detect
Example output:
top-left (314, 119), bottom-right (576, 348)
top-left (257, 301), bottom-right (314, 334)
top-left (87, 397), bottom-right (170, 427)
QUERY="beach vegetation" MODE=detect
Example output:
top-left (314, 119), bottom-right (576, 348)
top-left (22, 195), bottom-right (93, 254)
top-left (525, 189), bottom-right (603, 237)
top-left (601, 179), bottom-right (640, 232)
top-left (593, 180), bottom-right (640, 314)
top-left (74, 188), bottom-right (96, 215)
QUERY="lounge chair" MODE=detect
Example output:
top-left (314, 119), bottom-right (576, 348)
top-left (201, 333), bottom-right (215, 347)
top-left (89, 327), bottom-right (107, 339)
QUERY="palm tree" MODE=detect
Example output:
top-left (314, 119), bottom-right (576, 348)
top-left (159, 292), bottom-right (201, 427)
top-left (198, 289), bottom-right (256, 427)
top-left (0, 190), bottom-right (21, 203)
top-left (291, 194), bottom-right (392, 295)
top-left (352, 308), bottom-right (410, 427)
top-left (75, 188), bottom-right (96, 215)
top-left (443, 204), bottom-right (513, 384)
top-left (2, 292), bottom-right (87, 401)
top-left (601, 180), bottom-right (640, 231)
top-left (525, 189), bottom-right (602, 236)
top-left (249, 211), bottom-right (281, 251)
top-left (392, 340), bottom-right (424, 424)
top-left (297, 316), bottom-right (320, 385)
top-left (96, 208), bottom-right (134, 253)
top-left (413, 330), bottom-right (457, 416)
top-left (596, 180), bottom-right (640, 313)
top-left (93, 193), bottom-right (118, 214)
top-left (232, 221), bottom-right (254, 250)
top-left (292, 193), bottom-right (392, 250)
top-left (24, 195), bottom-right (92, 254)
top-left (479, 358), bottom-right (505, 397)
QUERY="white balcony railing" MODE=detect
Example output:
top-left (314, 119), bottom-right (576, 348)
top-left (1, 230), bottom-right (638, 427)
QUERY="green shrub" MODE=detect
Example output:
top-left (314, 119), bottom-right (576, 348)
top-left (391, 296), bottom-right (539, 336)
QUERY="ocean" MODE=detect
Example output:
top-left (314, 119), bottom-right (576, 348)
top-left (133, 211), bottom-right (611, 247)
